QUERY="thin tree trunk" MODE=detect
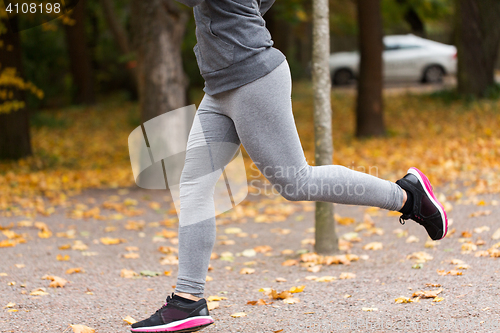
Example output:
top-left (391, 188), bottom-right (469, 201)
top-left (99, 0), bottom-right (138, 86)
top-left (455, 0), bottom-right (500, 97)
top-left (355, 0), bottom-right (385, 138)
top-left (312, 0), bottom-right (338, 254)
top-left (0, 16), bottom-right (32, 160)
top-left (131, 0), bottom-right (188, 123)
top-left (64, 0), bottom-right (95, 105)
top-left (396, 0), bottom-right (426, 36)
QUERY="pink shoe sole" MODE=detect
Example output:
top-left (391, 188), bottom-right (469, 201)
top-left (131, 316), bottom-right (214, 333)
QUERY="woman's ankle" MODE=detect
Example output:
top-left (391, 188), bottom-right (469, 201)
top-left (175, 292), bottom-right (202, 301)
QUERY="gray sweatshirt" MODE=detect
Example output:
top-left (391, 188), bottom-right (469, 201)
top-left (176, 0), bottom-right (286, 95)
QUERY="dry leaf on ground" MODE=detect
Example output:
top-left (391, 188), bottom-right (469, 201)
top-left (30, 288), bottom-right (49, 296)
top-left (363, 242), bottom-right (383, 250)
top-left (66, 267), bottom-right (84, 275)
top-left (123, 316), bottom-right (137, 325)
top-left (315, 276), bottom-right (336, 282)
top-left (339, 272), bottom-right (356, 280)
top-left (406, 236), bottom-right (419, 243)
top-left (240, 268), bottom-right (255, 275)
top-left (395, 297), bottom-right (413, 304)
top-left (70, 324), bottom-right (95, 333)
top-left (56, 254), bottom-right (70, 261)
top-left (362, 307), bottom-right (378, 312)
top-left (42, 275), bottom-right (68, 288)
top-left (100, 237), bottom-right (125, 245)
top-left (207, 301), bottom-right (219, 310)
top-left (407, 252), bottom-right (433, 263)
top-left (120, 269), bottom-right (138, 278)
top-left (3, 302), bottom-right (15, 308)
top-left (289, 285), bottom-right (305, 293)
top-left (412, 288), bottom-right (443, 298)
top-left (124, 252), bottom-right (140, 259)
top-left (283, 297), bottom-right (300, 304)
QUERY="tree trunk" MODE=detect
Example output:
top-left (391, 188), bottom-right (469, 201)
top-left (99, 0), bottom-right (138, 87)
top-left (64, 0), bottom-right (96, 105)
top-left (355, 0), bottom-right (385, 138)
top-left (0, 16), bottom-right (32, 160)
top-left (455, 0), bottom-right (500, 97)
top-left (396, 0), bottom-right (426, 36)
top-left (131, 0), bottom-right (188, 123)
top-left (312, 0), bottom-right (338, 254)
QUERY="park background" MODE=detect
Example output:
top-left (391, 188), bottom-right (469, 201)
top-left (1, 0), bottom-right (500, 332)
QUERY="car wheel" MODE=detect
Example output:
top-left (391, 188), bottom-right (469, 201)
top-left (423, 65), bottom-right (444, 84)
top-left (332, 69), bottom-right (353, 86)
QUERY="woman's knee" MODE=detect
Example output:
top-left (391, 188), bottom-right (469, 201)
top-left (270, 165), bottom-right (312, 201)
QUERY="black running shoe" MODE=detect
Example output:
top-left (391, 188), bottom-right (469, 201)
top-left (396, 167), bottom-right (448, 241)
top-left (131, 293), bottom-right (214, 333)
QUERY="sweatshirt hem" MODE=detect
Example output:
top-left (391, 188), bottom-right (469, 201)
top-left (202, 47), bottom-right (286, 95)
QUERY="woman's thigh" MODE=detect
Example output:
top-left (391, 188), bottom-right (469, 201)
top-left (181, 97), bottom-right (241, 183)
top-left (224, 61), bottom-right (309, 186)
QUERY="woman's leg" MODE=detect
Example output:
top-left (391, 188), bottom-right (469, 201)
top-left (174, 99), bottom-right (240, 299)
top-left (224, 60), bottom-right (405, 210)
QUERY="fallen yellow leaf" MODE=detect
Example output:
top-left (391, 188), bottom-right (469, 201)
top-left (283, 297), bottom-right (300, 304)
top-left (407, 251), bottom-right (433, 263)
top-left (207, 301), bottom-right (219, 311)
top-left (42, 275), bottom-right (68, 288)
top-left (66, 267), bottom-right (84, 275)
top-left (469, 210), bottom-right (491, 218)
top-left (30, 288), bottom-right (49, 296)
top-left (3, 302), bottom-right (15, 309)
top-left (362, 242), bottom-right (383, 250)
top-left (72, 240), bottom-right (88, 251)
top-left (124, 252), bottom-right (140, 259)
top-left (289, 285), bottom-right (305, 293)
top-left (491, 228), bottom-right (500, 240)
top-left (315, 276), bottom-right (336, 282)
top-left (254, 245), bottom-right (272, 253)
top-left (70, 324), bottom-right (95, 333)
top-left (100, 237), bottom-right (125, 245)
top-left (339, 272), bottom-right (356, 280)
top-left (120, 269), bottom-right (138, 278)
top-left (239, 268), bottom-right (255, 275)
top-left (406, 235), bottom-right (419, 243)
top-left (395, 297), bottom-right (413, 304)
top-left (412, 288), bottom-right (443, 298)
top-left (281, 259), bottom-right (299, 266)
top-left (56, 254), bottom-right (70, 261)
top-left (123, 316), bottom-right (137, 325)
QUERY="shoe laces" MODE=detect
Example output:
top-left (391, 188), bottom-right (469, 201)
top-left (155, 293), bottom-right (174, 314)
top-left (400, 213), bottom-right (426, 227)
top-left (399, 216), bottom-right (406, 225)
top-left (399, 213), bottom-right (416, 226)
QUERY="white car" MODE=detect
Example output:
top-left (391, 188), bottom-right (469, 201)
top-left (329, 34), bottom-right (457, 85)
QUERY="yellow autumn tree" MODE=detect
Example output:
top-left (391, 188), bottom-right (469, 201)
top-left (0, 3), bottom-right (43, 159)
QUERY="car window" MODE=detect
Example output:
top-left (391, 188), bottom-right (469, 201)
top-left (398, 44), bottom-right (421, 50)
top-left (384, 44), bottom-right (400, 51)
top-left (384, 43), bottom-right (422, 51)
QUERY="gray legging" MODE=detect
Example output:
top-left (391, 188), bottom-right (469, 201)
top-left (175, 60), bottom-right (404, 297)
